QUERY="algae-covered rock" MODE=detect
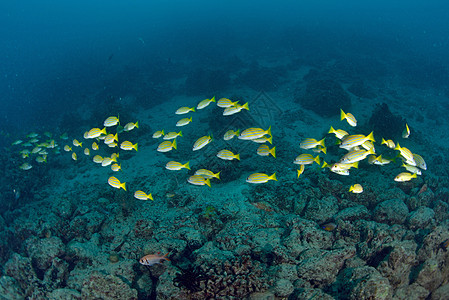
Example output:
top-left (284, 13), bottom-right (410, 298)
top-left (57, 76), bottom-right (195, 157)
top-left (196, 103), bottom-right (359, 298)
top-left (432, 283), bottom-right (449, 300)
top-left (48, 288), bottom-right (81, 300)
top-left (25, 236), bottom-right (66, 270)
top-left (340, 266), bottom-right (393, 300)
top-left (303, 195), bottom-right (339, 223)
top-left (273, 278), bottom-right (294, 297)
top-left (373, 198), bottom-right (409, 225)
top-left (0, 276), bottom-right (25, 300)
top-left (81, 270), bottom-right (137, 300)
top-left (393, 283), bottom-right (429, 300)
top-left (406, 206), bottom-right (435, 230)
top-left (334, 205), bottom-right (370, 221)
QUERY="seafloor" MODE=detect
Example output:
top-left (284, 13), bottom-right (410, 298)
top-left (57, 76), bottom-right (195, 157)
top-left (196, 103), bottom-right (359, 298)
top-left (1, 49), bottom-right (449, 300)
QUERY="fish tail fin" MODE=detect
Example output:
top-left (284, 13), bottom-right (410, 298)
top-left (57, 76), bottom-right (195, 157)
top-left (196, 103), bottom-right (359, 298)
top-left (215, 171), bottom-right (221, 180)
top-left (242, 102), bottom-right (249, 110)
top-left (172, 139), bottom-right (177, 150)
top-left (321, 146), bottom-right (327, 155)
top-left (267, 136), bottom-right (273, 144)
top-left (314, 155), bottom-right (320, 165)
top-left (267, 126), bottom-right (272, 137)
top-left (318, 138), bottom-right (325, 147)
top-left (178, 130), bottom-right (183, 137)
top-left (211, 96), bottom-right (215, 102)
top-left (161, 129), bottom-right (164, 135)
top-left (135, 121), bottom-right (139, 128)
top-left (340, 109), bottom-right (346, 121)
top-left (381, 138), bottom-right (387, 145)
top-left (122, 182), bottom-right (126, 191)
top-left (270, 173), bottom-right (277, 181)
top-left (271, 146), bottom-right (276, 158)
top-left (328, 126), bottom-right (335, 134)
top-left (322, 161), bottom-right (329, 168)
top-left (205, 178), bottom-right (211, 187)
top-left (185, 161), bottom-right (190, 170)
top-left (148, 193), bottom-right (154, 201)
top-left (235, 129), bottom-right (240, 136)
top-left (367, 131), bottom-right (375, 142)
top-left (134, 143), bottom-right (138, 151)
top-left (349, 186), bottom-right (354, 192)
top-left (353, 161), bottom-right (359, 169)
top-left (235, 153), bottom-right (240, 160)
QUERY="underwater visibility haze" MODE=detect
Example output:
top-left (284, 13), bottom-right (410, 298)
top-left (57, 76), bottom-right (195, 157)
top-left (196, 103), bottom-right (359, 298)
top-left (1, 0), bottom-right (449, 299)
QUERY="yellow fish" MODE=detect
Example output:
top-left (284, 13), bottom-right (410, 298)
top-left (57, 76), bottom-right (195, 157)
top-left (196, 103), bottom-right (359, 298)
top-left (134, 190), bottom-right (153, 201)
top-left (19, 163), bottom-right (32, 170)
top-left (340, 109), bottom-right (357, 127)
top-left (246, 172), bottom-right (277, 184)
top-left (402, 123), bottom-right (410, 138)
top-left (216, 149), bottom-right (240, 161)
top-left (413, 153), bottom-right (427, 170)
top-left (124, 121), bottom-right (139, 131)
top-left (194, 169), bottom-right (220, 180)
top-left (197, 96), bottom-right (215, 110)
top-left (394, 172), bottom-right (417, 182)
top-left (86, 127), bottom-right (107, 139)
top-left (36, 156), bottom-right (47, 163)
top-left (239, 126), bottom-right (271, 141)
top-left (300, 138), bottom-right (325, 150)
top-left (188, 175), bottom-right (211, 187)
top-left (104, 116), bottom-right (120, 127)
top-left (163, 131), bottom-right (182, 140)
top-left (157, 139), bottom-right (177, 152)
top-left (223, 129), bottom-right (239, 141)
top-left (93, 155), bottom-right (103, 163)
top-left (104, 133), bottom-right (118, 145)
top-left (293, 154), bottom-right (320, 165)
top-left (92, 142), bottom-right (99, 150)
top-left (251, 136), bottom-right (272, 144)
top-left (83, 148), bottom-right (90, 156)
top-left (349, 184), bottom-right (363, 193)
top-left (193, 135), bottom-right (212, 151)
top-left (111, 163), bottom-right (121, 172)
top-left (223, 102), bottom-right (249, 116)
top-left (217, 98), bottom-right (239, 108)
top-left (108, 176), bottom-right (126, 191)
top-left (153, 130), bottom-right (164, 138)
top-left (381, 138), bottom-right (395, 149)
top-left (120, 141), bottom-right (138, 151)
top-left (395, 143), bottom-right (415, 166)
top-left (175, 106), bottom-right (195, 114)
top-left (257, 145), bottom-right (276, 158)
top-left (328, 126), bottom-right (348, 139)
top-left (176, 117), bottom-right (192, 127)
top-left (72, 152), bottom-right (77, 161)
top-left (64, 145), bottom-right (72, 152)
top-left (339, 148), bottom-right (375, 164)
top-left (165, 161), bottom-right (190, 171)
top-left (101, 157), bottom-right (117, 167)
top-left (401, 163), bottom-right (422, 175)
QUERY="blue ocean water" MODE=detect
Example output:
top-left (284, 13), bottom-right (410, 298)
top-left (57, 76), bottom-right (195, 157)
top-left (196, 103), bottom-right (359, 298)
top-left (1, 1), bottom-right (449, 299)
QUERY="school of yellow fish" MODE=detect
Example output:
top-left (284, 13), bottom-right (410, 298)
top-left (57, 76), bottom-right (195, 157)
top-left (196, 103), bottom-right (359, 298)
top-left (12, 99), bottom-right (426, 200)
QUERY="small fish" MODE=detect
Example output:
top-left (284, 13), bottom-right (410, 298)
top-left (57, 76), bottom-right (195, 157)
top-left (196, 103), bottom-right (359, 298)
top-left (64, 145), bottom-right (72, 152)
top-left (12, 140), bottom-right (23, 145)
top-left (36, 155), bottom-right (47, 163)
top-left (188, 175), bottom-right (211, 187)
top-left (111, 153), bottom-right (119, 160)
top-left (246, 172), bottom-right (277, 184)
top-left (381, 138), bottom-right (396, 149)
top-left (217, 98), bottom-right (239, 108)
top-left (176, 116), bottom-right (192, 127)
top-left (139, 253), bottom-right (170, 266)
top-left (60, 133), bottom-right (68, 140)
top-left (153, 130), bottom-right (165, 138)
top-left (92, 142), bottom-right (99, 150)
top-left (31, 147), bottom-right (42, 154)
top-left (29, 138), bottom-right (39, 144)
top-left (297, 164), bottom-right (305, 178)
top-left (120, 141), bottom-right (138, 151)
top-left (367, 154), bottom-right (392, 165)
top-left (217, 149), bottom-right (240, 161)
top-left (349, 184), bottom-right (363, 193)
top-left (413, 153), bottom-right (427, 170)
top-left (163, 131), bottom-right (182, 140)
top-left (123, 121), bottom-right (139, 131)
top-left (340, 109), bottom-right (357, 127)
top-left (26, 132), bottom-right (39, 138)
top-left (223, 102), bottom-right (249, 116)
top-left (402, 163), bottom-right (422, 175)
top-left (361, 140), bottom-right (375, 152)
top-left (340, 132), bottom-right (375, 150)
top-left (93, 155), bottom-right (103, 163)
top-left (328, 126), bottom-right (348, 139)
top-left (84, 148), bottom-right (90, 155)
top-left (339, 148), bottom-right (375, 164)
top-left (300, 138), bottom-right (325, 150)
top-left (312, 145), bottom-right (327, 154)
top-left (223, 129), bottom-right (239, 141)
top-left (394, 172), bottom-right (417, 182)
top-left (257, 145), bottom-right (276, 158)
top-left (134, 190), bottom-right (153, 201)
top-left (293, 154), bottom-right (320, 165)
top-left (402, 123), bottom-right (410, 138)
top-left (104, 133), bottom-right (118, 145)
top-left (239, 126), bottom-right (271, 141)
top-left (86, 127), bottom-right (107, 139)
top-left (101, 157), bottom-right (117, 167)
top-left (197, 96), bottom-right (216, 109)
top-left (331, 162), bottom-right (359, 172)
top-left (321, 222), bottom-right (337, 231)
top-left (72, 152), bottom-right (77, 161)
top-left (165, 161), bottom-right (190, 171)
top-left (157, 139), bottom-right (177, 152)
top-left (175, 106), bottom-right (195, 114)
top-left (194, 169), bottom-right (220, 180)
top-left (108, 176), bottom-right (126, 191)
top-left (107, 142), bottom-right (118, 148)
top-left (395, 143), bottom-right (416, 166)
top-left (193, 135), bottom-right (212, 151)
top-left (104, 116), bottom-right (120, 127)
top-left (111, 163), bottom-right (121, 172)
top-left (19, 163), bottom-right (32, 170)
